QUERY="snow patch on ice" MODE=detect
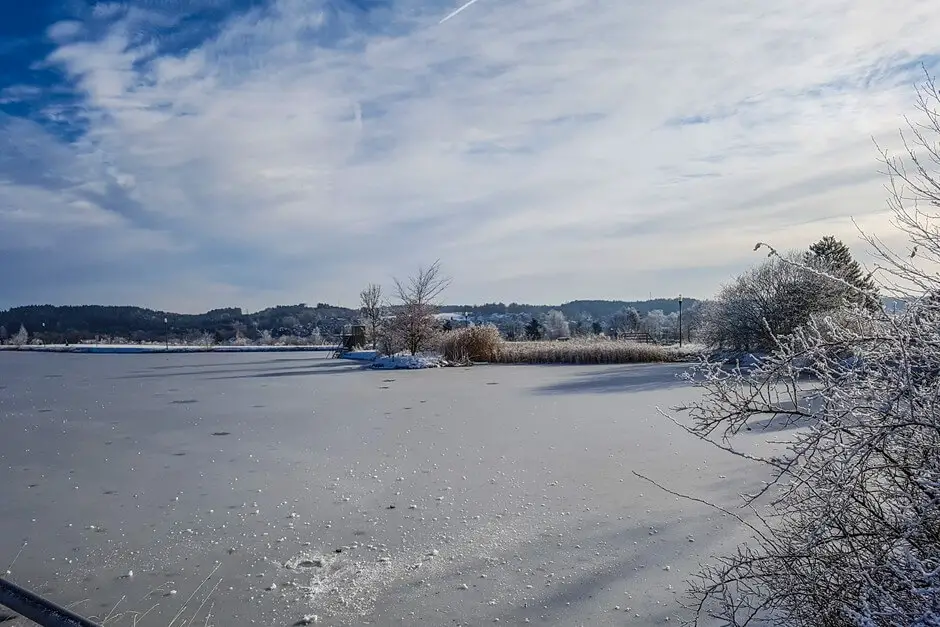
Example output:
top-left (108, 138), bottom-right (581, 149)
top-left (341, 350), bottom-right (378, 362)
top-left (370, 355), bottom-right (445, 370)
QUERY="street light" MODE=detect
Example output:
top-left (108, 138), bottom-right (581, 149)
top-left (164, 317), bottom-right (169, 350)
top-left (678, 294), bottom-right (683, 348)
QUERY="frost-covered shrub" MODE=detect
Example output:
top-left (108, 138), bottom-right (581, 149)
top-left (541, 310), bottom-right (570, 340)
top-left (440, 325), bottom-right (502, 362)
top-left (672, 76), bottom-right (940, 627)
top-left (11, 324), bottom-right (28, 346)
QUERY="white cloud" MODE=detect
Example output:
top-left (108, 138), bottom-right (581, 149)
top-left (4, 0), bottom-right (940, 310)
top-left (46, 20), bottom-right (84, 42)
top-left (0, 84), bottom-right (42, 104)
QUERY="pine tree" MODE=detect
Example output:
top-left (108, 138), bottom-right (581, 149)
top-left (805, 236), bottom-right (880, 310)
top-left (525, 317), bottom-right (542, 341)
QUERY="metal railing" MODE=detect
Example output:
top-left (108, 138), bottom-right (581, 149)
top-left (0, 577), bottom-right (102, 627)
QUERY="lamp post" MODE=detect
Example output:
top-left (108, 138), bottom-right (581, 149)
top-left (678, 294), bottom-right (683, 348)
top-left (164, 317), bottom-right (169, 350)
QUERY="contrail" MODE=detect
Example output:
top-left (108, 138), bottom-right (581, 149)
top-left (439, 0), bottom-right (483, 24)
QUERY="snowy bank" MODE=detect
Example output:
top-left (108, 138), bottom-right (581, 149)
top-left (0, 343), bottom-right (340, 354)
top-left (338, 351), bottom-right (448, 369)
top-left (370, 355), bottom-right (446, 369)
top-left (340, 350), bottom-right (379, 362)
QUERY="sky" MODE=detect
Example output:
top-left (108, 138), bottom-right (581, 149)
top-left (2, 0), bottom-right (940, 312)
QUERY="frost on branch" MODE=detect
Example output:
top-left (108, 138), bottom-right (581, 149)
top-left (674, 74), bottom-right (940, 627)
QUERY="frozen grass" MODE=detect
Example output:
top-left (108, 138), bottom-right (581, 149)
top-left (494, 338), bottom-right (704, 364)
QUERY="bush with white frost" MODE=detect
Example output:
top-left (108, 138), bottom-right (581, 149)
top-left (11, 324), bottom-right (28, 346)
top-left (541, 310), bottom-right (570, 340)
top-left (671, 77), bottom-right (940, 627)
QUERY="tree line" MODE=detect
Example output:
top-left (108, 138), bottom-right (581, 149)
top-left (0, 297), bottom-right (701, 347)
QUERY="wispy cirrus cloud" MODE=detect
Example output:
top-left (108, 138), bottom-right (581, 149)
top-left (1, 0), bottom-right (939, 311)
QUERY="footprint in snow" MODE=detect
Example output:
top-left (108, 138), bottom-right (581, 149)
top-left (211, 431), bottom-right (231, 436)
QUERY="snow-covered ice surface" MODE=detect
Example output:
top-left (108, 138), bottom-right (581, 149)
top-left (0, 352), bottom-right (773, 626)
top-left (0, 343), bottom-right (338, 353)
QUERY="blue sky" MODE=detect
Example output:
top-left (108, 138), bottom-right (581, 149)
top-left (2, 0), bottom-right (939, 312)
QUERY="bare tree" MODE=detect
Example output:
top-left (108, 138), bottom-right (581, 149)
top-left (609, 306), bottom-right (642, 337)
top-left (391, 260), bottom-right (451, 355)
top-left (700, 250), bottom-right (847, 352)
top-left (198, 331), bottom-right (214, 350)
top-left (660, 75), bottom-right (940, 627)
top-left (359, 283), bottom-right (383, 350)
top-left (641, 309), bottom-right (668, 340)
top-left (541, 310), bottom-right (570, 340)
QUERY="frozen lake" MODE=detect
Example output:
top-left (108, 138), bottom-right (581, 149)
top-left (0, 352), bottom-right (766, 626)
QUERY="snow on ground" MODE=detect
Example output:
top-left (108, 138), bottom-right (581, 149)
top-left (340, 351), bottom-right (448, 369)
top-left (369, 354), bottom-right (446, 369)
top-left (0, 343), bottom-right (338, 353)
top-left (340, 349), bottom-right (379, 361)
top-left (0, 352), bottom-right (769, 626)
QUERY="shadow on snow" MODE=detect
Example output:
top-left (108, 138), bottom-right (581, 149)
top-left (533, 364), bottom-right (693, 395)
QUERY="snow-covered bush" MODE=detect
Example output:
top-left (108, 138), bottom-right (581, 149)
top-left (701, 251), bottom-right (822, 352)
top-left (258, 329), bottom-right (274, 346)
top-left (608, 306), bottom-right (641, 336)
top-left (541, 310), bottom-right (570, 340)
top-left (370, 354), bottom-right (445, 369)
top-left (440, 324), bottom-right (502, 362)
top-left (11, 324), bottom-right (28, 346)
top-left (673, 77), bottom-right (940, 627)
top-left (703, 238), bottom-right (875, 353)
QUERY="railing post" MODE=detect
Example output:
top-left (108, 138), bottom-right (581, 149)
top-left (0, 577), bottom-right (103, 627)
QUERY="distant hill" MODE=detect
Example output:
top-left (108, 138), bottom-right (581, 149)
top-left (0, 303), bottom-right (358, 345)
top-left (0, 298), bottom-right (701, 344)
top-left (439, 298), bottom-right (698, 319)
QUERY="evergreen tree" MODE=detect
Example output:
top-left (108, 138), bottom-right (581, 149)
top-left (525, 317), bottom-right (543, 341)
top-left (805, 236), bottom-right (880, 310)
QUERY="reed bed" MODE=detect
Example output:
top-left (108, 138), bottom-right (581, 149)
top-left (494, 338), bottom-right (701, 364)
top-left (440, 325), bottom-right (503, 362)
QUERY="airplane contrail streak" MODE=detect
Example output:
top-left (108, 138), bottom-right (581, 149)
top-left (439, 0), bottom-right (483, 24)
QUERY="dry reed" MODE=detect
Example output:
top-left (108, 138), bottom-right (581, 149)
top-left (440, 325), bottom-right (502, 362)
top-left (494, 338), bottom-right (700, 364)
